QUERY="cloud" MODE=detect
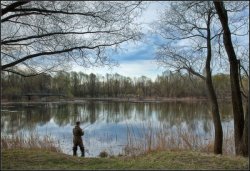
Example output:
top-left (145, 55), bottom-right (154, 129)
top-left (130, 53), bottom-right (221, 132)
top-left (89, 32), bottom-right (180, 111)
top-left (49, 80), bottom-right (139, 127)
top-left (112, 43), bottom-right (154, 61)
top-left (136, 2), bottom-right (167, 33)
top-left (109, 33), bottom-right (166, 63)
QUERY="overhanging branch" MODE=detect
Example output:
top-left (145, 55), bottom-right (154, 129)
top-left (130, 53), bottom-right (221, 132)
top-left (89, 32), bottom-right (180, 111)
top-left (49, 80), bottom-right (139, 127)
top-left (8, 7), bottom-right (109, 22)
top-left (1, 1), bottom-right (30, 16)
top-left (2, 29), bottom-right (125, 44)
top-left (2, 69), bottom-right (41, 77)
top-left (1, 37), bottom-right (133, 70)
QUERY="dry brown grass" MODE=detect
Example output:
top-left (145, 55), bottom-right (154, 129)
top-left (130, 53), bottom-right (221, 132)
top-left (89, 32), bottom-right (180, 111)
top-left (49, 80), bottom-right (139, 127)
top-left (1, 131), bottom-right (62, 153)
top-left (124, 122), bottom-right (235, 156)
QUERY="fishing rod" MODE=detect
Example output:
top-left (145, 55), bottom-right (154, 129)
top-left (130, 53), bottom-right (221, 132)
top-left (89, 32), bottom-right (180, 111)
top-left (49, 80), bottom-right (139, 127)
top-left (83, 123), bottom-right (93, 129)
top-left (82, 114), bottom-right (106, 130)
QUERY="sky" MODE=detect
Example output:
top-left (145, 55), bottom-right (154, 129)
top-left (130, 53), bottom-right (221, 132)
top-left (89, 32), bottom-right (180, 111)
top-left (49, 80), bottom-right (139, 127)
top-left (72, 1), bottom-right (249, 81)
top-left (72, 2), bottom-right (166, 81)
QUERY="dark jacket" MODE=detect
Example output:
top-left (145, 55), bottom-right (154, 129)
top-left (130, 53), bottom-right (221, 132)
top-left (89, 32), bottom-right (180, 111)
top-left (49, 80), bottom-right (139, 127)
top-left (73, 125), bottom-right (84, 146)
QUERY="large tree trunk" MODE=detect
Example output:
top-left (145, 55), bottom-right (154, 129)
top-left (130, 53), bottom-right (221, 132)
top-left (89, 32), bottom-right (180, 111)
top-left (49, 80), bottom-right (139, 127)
top-left (213, 1), bottom-right (247, 156)
top-left (206, 13), bottom-right (223, 154)
top-left (206, 67), bottom-right (223, 154)
top-left (242, 97), bottom-right (248, 156)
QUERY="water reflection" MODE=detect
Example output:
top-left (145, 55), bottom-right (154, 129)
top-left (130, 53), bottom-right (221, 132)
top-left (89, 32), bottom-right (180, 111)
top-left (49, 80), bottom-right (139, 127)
top-left (1, 101), bottom-right (233, 157)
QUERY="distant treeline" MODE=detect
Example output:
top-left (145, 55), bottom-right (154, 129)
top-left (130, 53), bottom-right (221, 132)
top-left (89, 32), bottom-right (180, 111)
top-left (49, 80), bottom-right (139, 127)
top-left (1, 71), bottom-right (247, 100)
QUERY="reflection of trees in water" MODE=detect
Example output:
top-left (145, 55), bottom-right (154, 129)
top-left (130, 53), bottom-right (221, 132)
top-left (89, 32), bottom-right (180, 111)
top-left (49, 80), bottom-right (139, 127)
top-left (2, 112), bottom-right (23, 134)
top-left (52, 104), bottom-right (71, 126)
top-left (134, 103), bottom-right (154, 121)
top-left (155, 102), bottom-right (230, 133)
top-left (156, 102), bottom-right (208, 127)
top-left (88, 101), bottom-right (97, 124)
top-left (157, 102), bottom-right (232, 133)
top-left (2, 101), bottom-right (233, 134)
top-left (219, 102), bottom-right (233, 121)
top-left (53, 102), bottom-right (101, 125)
top-left (53, 103), bottom-right (94, 126)
top-left (105, 102), bottom-right (134, 123)
top-left (203, 119), bottom-right (213, 133)
top-left (1, 104), bottom-right (52, 134)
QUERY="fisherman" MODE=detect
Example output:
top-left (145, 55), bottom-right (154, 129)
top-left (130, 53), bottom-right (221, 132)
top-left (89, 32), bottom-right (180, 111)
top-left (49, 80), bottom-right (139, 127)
top-left (72, 121), bottom-right (85, 157)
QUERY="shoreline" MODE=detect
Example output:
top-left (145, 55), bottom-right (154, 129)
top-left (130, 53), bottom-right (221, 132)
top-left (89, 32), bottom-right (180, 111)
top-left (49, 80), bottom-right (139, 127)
top-left (1, 97), bottom-right (232, 105)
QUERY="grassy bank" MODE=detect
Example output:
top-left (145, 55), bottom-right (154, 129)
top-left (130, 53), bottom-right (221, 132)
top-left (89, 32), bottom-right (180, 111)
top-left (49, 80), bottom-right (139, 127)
top-left (1, 131), bottom-right (248, 169)
top-left (2, 149), bottom-right (248, 170)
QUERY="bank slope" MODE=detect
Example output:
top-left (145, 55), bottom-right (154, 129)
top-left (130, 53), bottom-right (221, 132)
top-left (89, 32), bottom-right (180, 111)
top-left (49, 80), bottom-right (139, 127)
top-left (2, 149), bottom-right (248, 170)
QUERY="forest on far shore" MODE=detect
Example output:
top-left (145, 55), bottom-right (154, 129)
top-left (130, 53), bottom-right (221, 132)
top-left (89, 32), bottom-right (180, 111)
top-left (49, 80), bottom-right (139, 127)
top-left (1, 70), bottom-right (248, 100)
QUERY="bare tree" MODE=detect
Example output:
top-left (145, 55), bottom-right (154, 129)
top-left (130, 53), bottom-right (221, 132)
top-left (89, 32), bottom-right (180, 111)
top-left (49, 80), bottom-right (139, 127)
top-left (1, 1), bottom-right (143, 76)
top-left (213, 1), bottom-right (248, 157)
top-left (154, 1), bottom-right (223, 154)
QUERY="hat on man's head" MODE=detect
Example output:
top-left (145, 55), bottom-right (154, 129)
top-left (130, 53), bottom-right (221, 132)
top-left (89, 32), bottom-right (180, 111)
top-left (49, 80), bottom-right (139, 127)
top-left (76, 121), bottom-right (80, 125)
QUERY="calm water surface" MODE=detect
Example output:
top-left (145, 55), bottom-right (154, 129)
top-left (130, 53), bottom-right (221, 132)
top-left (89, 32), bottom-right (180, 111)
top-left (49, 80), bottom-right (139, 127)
top-left (1, 101), bottom-right (234, 157)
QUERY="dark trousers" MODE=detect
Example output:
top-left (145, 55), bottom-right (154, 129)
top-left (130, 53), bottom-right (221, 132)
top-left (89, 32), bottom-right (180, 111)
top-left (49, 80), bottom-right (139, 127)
top-left (72, 145), bottom-right (85, 156)
top-left (73, 137), bottom-right (85, 156)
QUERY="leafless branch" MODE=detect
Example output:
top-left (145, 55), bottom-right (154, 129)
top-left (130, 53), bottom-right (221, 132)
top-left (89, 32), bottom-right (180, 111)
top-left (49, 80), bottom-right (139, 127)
top-left (2, 37), bottom-right (134, 70)
top-left (1, 1), bottom-right (30, 16)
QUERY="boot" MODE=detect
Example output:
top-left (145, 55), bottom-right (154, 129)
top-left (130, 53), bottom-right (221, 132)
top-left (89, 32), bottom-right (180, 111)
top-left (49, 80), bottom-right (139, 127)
top-left (80, 147), bottom-right (85, 157)
top-left (73, 147), bottom-right (77, 156)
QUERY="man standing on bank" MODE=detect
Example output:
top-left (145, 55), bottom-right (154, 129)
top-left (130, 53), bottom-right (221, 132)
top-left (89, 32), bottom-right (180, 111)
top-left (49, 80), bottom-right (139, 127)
top-left (72, 121), bottom-right (85, 157)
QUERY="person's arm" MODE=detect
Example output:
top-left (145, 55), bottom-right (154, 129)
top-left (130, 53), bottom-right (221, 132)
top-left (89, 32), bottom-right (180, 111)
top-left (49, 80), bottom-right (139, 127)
top-left (79, 128), bottom-right (84, 136)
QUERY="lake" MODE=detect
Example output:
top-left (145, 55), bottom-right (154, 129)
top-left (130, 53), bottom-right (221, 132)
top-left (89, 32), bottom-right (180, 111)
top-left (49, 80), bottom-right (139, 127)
top-left (1, 100), bottom-right (234, 157)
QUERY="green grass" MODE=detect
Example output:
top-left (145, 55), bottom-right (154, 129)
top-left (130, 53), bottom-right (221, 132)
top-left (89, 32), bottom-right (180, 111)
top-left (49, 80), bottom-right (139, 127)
top-left (2, 149), bottom-right (249, 170)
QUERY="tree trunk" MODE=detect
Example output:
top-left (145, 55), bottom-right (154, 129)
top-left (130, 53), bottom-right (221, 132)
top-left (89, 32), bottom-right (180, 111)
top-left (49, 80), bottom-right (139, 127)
top-left (213, 1), bottom-right (246, 156)
top-left (205, 13), bottom-right (223, 154)
top-left (206, 72), bottom-right (223, 154)
top-left (242, 97), bottom-right (248, 156)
